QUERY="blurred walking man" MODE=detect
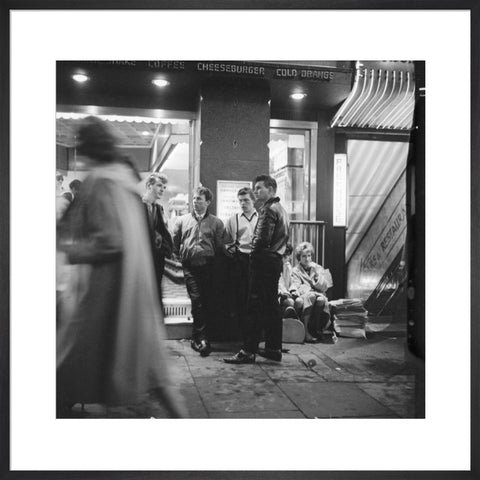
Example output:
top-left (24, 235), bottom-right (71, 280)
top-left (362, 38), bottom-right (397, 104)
top-left (224, 175), bottom-right (289, 364)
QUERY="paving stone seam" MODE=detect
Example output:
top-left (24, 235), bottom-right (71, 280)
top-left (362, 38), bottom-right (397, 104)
top-left (270, 381), bottom-right (312, 418)
top-left (166, 342), bottom-right (416, 419)
top-left (297, 351), bottom-right (413, 384)
top-left (183, 354), bottom-right (213, 418)
top-left (309, 348), bottom-right (355, 373)
top-left (352, 383), bottom-right (407, 417)
top-left (258, 360), bottom-right (325, 383)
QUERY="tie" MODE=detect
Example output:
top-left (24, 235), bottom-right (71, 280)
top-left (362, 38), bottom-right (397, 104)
top-left (149, 203), bottom-right (156, 229)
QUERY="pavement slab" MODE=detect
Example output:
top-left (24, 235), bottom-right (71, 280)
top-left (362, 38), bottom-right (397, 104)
top-left (167, 355), bottom-right (196, 385)
top-left (387, 403), bottom-right (416, 418)
top-left (187, 360), bottom-right (270, 380)
top-left (313, 337), bottom-right (411, 378)
top-left (259, 366), bottom-right (325, 383)
top-left (194, 376), bottom-right (297, 414)
top-left (62, 337), bottom-right (422, 419)
top-left (209, 410), bottom-right (306, 418)
top-left (356, 382), bottom-right (416, 418)
top-left (277, 382), bottom-right (399, 418)
top-left (179, 385), bottom-right (209, 418)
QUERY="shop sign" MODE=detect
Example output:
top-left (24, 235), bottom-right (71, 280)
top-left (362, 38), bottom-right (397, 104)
top-left (359, 201), bottom-right (407, 274)
top-left (216, 180), bottom-right (252, 223)
top-left (86, 61), bottom-right (347, 83)
top-left (333, 154), bottom-right (348, 227)
top-left (346, 172), bottom-right (407, 300)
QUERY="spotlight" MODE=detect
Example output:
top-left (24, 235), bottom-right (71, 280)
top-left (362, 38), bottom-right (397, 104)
top-left (152, 78), bottom-right (170, 88)
top-left (72, 73), bottom-right (89, 83)
top-left (290, 92), bottom-right (307, 100)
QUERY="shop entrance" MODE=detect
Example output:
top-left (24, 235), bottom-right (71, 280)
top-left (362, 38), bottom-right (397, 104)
top-left (269, 120), bottom-right (317, 221)
top-left (56, 108), bottom-right (197, 326)
top-left (269, 120), bottom-right (324, 264)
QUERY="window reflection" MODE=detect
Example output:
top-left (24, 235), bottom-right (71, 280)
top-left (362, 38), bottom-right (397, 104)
top-left (269, 130), bottom-right (308, 221)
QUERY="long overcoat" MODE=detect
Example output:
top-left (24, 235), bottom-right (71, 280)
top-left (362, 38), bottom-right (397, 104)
top-left (57, 162), bottom-right (172, 406)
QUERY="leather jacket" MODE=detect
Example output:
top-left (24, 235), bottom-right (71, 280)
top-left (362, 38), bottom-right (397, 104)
top-left (173, 210), bottom-right (225, 266)
top-left (251, 197), bottom-right (289, 258)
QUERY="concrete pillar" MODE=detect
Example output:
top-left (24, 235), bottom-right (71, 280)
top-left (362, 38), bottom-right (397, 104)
top-left (198, 78), bottom-right (270, 340)
top-left (199, 78), bottom-right (271, 213)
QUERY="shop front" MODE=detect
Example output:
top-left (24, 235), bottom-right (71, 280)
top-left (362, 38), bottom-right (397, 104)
top-left (56, 60), bottom-right (423, 340)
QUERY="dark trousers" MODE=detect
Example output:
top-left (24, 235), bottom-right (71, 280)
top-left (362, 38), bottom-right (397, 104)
top-left (183, 262), bottom-right (214, 342)
top-left (153, 252), bottom-right (166, 312)
top-left (231, 252), bottom-right (250, 340)
top-left (244, 254), bottom-right (283, 353)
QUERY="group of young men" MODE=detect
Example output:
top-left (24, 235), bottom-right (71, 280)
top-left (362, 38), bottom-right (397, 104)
top-left (142, 172), bottom-right (289, 364)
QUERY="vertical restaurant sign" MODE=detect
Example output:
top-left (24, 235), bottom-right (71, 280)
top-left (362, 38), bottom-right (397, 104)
top-left (216, 180), bottom-right (252, 224)
top-left (333, 154), bottom-right (348, 227)
top-left (346, 172), bottom-right (407, 300)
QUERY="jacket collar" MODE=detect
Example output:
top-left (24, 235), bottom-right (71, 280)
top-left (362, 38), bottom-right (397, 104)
top-left (264, 196), bottom-right (280, 207)
top-left (192, 209), bottom-right (210, 221)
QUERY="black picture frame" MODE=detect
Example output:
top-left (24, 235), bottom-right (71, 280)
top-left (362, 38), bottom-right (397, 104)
top-left (1, 2), bottom-right (478, 479)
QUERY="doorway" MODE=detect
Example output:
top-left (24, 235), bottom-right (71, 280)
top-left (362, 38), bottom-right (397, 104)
top-left (269, 120), bottom-right (318, 221)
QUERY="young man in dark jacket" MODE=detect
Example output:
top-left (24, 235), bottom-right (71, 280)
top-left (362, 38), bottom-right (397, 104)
top-left (173, 186), bottom-right (225, 357)
top-left (224, 174), bottom-right (289, 364)
top-left (142, 173), bottom-right (173, 309)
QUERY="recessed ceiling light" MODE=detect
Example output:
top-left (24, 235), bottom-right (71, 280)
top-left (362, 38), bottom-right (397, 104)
top-left (152, 78), bottom-right (170, 88)
top-left (290, 92), bottom-right (307, 100)
top-left (72, 73), bottom-right (89, 83)
top-left (142, 131), bottom-right (151, 136)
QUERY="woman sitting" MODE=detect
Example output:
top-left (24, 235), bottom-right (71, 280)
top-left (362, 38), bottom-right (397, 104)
top-left (278, 244), bottom-right (302, 319)
top-left (292, 241), bottom-right (333, 342)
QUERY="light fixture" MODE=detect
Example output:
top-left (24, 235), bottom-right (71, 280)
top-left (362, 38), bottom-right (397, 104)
top-left (152, 78), bottom-right (170, 88)
top-left (72, 73), bottom-right (89, 83)
top-left (142, 131), bottom-right (151, 136)
top-left (290, 92), bottom-right (307, 100)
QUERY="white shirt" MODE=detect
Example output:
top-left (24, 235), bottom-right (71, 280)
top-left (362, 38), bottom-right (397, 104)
top-left (225, 211), bottom-right (258, 254)
top-left (194, 211), bottom-right (206, 221)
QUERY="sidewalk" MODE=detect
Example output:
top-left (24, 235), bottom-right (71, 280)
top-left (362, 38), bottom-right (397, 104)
top-left (70, 327), bottom-right (421, 419)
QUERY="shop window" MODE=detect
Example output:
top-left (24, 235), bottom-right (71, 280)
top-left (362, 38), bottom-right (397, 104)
top-left (55, 109), bottom-right (196, 231)
top-left (159, 140), bottom-right (190, 231)
top-left (269, 121), bottom-right (317, 221)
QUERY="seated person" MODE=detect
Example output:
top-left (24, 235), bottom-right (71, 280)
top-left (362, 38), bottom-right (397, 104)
top-left (278, 244), bottom-right (301, 319)
top-left (291, 241), bottom-right (334, 342)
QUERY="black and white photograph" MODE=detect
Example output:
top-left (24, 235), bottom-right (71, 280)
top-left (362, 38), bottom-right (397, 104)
top-left (2, 6), bottom-right (477, 478)
top-left (55, 59), bottom-right (424, 421)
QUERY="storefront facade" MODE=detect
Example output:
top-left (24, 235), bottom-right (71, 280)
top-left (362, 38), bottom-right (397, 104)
top-left (56, 60), bottom-right (424, 333)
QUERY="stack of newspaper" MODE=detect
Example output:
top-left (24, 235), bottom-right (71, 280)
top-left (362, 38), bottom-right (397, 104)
top-left (329, 298), bottom-right (368, 338)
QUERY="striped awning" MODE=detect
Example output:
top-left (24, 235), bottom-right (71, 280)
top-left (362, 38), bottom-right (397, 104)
top-left (331, 63), bottom-right (416, 131)
top-left (56, 113), bottom-right (190, 148)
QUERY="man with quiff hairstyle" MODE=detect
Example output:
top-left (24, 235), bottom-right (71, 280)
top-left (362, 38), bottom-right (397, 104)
top-left (142, 172), bottom-right (173, 309)
top-left (224, 175), bottom-right (289, 364)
